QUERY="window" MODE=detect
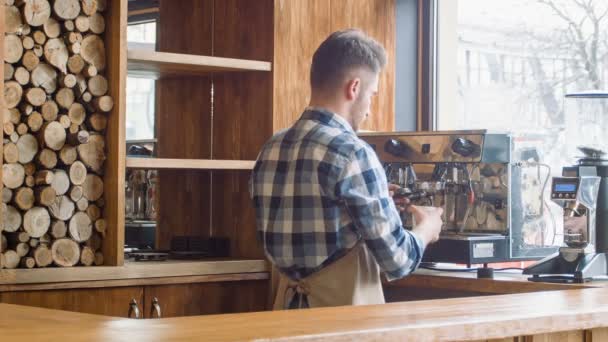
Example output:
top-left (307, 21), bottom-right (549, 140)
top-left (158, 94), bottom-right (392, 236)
top-left (126, 21), bottom-right (157, 141)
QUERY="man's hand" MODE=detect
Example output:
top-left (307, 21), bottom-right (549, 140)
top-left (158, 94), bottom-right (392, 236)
top-left (409, 205), bottom-right (443, 246)
top-left (388, 183), bottom-right (409, 211)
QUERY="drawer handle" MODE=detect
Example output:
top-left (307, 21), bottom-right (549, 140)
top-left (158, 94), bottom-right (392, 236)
top-left (151, 297), bottom-right (162, 318)
top-left (128, 299), bottom-right (141, 319)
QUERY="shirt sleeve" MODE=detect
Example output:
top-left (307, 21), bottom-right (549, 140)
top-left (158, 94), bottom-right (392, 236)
top-left (335, 145), bottom-right (426, 281)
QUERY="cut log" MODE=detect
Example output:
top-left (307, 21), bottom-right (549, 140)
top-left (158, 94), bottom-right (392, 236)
top-left (16, 242), bottom-right (30, 257)
top-left (33, 30), bottom-right (46, 45)
top-left (58, 114), bottom-right (71, 128)
top-left (75, 73), bottom-right (87, 94)
top-left (25, 175), bottom-right (35, 187)
top-left (4, 81), bottom-right (23, 109)
top-left (35, 186), bottom-right (56, 206)
top-left (17, 134), bottom-right (39, 163)
top-left (69, 185), bottom-right (83, 202)
top-left (86, 203), bottom-right (100, 221)
top-left (41, 100), bottom-right (59, 121)
top-left (39, 233), bottom-right (51, 245)
top-left (39, 121), bottom-right (66, 151)
top-left (14, 187), bottom-right (35, 210)
top-left (3, 122), bottom-right (15, 135)
top-left (59, 145), bottom-right (77, 165)
top-left (14, 66), bottom-right (30, 85)
top-left (16, 123), bottom-right (28, 135)
top-left (81, 34), bottom-right (105, 70)
top-left (3, 250), bottom-right (20, 269)
top-left (20, 103), bottom-right (34, 116)
top-left (3, 142), bottom-right (19, 163)
top-left (51, 238), bottom-right (80, 267)
top-left (77, 134), bottom-right (105, 172)
top-left (69, 211), bottom-right (91, 242)
top-left (86, 231), bottom-right (101, 251)
top-left (8, 107), bottom-right (21, 124)
top-left (10, 132), bottom-right (19, 143)
top-left (94, 251), bottom-right (103, 265)
top-left (22, 50), bottom-right (40, 71)
top-left (69, 160), bottom-right (87, 185)
top-left (6, 231), bottom-right (31, 244)
top-left (76, 197), bottom-right (88, 211)
top-left (82, 174), bottom-right (103, 201)
top-left (2, 188), bottom-right (13, 203)
top-left (24, 162), bottom-right (36, 176)
top-left (67, 32), bottom-right (82, 44)
top-left (94, 218), bottom-right (106, 234)
top-left (5, 5), bottom-right (23, 34)
top-left (75, 15), bottom-right (90, 32)
top-left (67, 130), bottom-right (89, 145)
top-left (83, 64), bottom-right (97, 78)
top-left (60, 73), bottom-right (77, 88)
top-left (3, 204), bottom-right (22, 232)
top-left (21, 256), bottom-right (36, 268)
top-left (4, 63), bottom-right (15, 80)
top-left (32, 44), bottom-right (43, 57)
top-left (81, 91), bottom-right (92, 103)
top-left (93, 95), bottom-right (113, 112)
top-left (23, 206), bottom-right (50, 238)
top-left (54, 0), bottom-right (80, 20)
top-left (80, 246), bottom-right (94, 266)
top-left (5, 34), bottom-right (24, 63)
top-left (96, 0), bottom-right (105, 11)
top-left (44, 38), bottom-right (68, 73)
top-left (63, 19), bottom-right (74, 31)
top-left (67, 54), bottom-right (85, 74)
top-left (69, 42), bottom-right (80, 54)
top-left (27, 112), bottom-right (44, 132)
top-left (35, 170), bottom-right (54, 185)
top-left (55, 87), bottom-right (74, 109)
top-left (29, 238), bottom-right (39, 248)
top-left (50, 220), bottom-right (67, 238)
top-left (37, 148), bottom-right (58, 169)
top-left (31, 63), bottom-right (57, 93)
top-left (43, 17), bottom-right (60, 38)
top-left (24, 0), bottom-right (51, 26)
top-left (33, 244), bottom-right (52, 267)
top-left (25, 87), bottom-right (46, 106)
top-left (22, 36), bottom-right (35, 50)
top-left (68, 102), bottom-right (86, 125)
top-left (87, 75), bottom-right (107, 96)
top-left (50, 170), bottom-right (70, 196)
top-left (68, 123), bottom-right (79, 134)
top-left (89, 12), bottom-right (105, 34)
top-left (2, 163), bottom-right (25, 189)
top-left (81, 0), bottom-right (97, 15)
top-left (49, 195), bottom-right (74, 220)
top-left (87, 113), bottom-right (106, 131)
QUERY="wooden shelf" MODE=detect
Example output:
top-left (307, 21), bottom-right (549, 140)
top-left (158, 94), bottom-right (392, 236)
top-left (127, 49), bottom-right (272, 78)
top-left (126, 158), bottom-right (255, 170)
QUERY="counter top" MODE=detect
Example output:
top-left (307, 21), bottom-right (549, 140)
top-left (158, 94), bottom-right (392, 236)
top-left (3, 287), bottom-right (608, 341)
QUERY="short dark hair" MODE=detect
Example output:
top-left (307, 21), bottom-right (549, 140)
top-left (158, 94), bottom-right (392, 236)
top-left (310, 29), bottom-right (387, 90)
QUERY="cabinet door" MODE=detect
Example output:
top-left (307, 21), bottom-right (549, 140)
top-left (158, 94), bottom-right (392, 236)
top-left (0, 286), bottom-right (145, 318)
top-left (144, 280), bottom-right (268, 318)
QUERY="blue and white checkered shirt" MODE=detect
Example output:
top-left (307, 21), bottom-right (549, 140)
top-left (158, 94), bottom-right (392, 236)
top-left (250, 108), bottom-right (425, 281)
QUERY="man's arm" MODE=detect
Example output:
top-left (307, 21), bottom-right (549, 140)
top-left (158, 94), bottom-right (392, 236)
top-left (335, 146), bottom-right (427, 281)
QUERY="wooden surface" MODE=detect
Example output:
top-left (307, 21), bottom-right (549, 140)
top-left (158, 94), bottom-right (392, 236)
top-left (127, 49), bottom-right (271, 78)
top-left (0, 259), bottom-right (268, 287)
top-left (3, 289), bottom-right (608, 341)
top-left (0, 0), bottom-right (5, 257)
top-left (103, 0), bottom-right (127, 266)
top-left (126, 158), bottom-right (255, 170)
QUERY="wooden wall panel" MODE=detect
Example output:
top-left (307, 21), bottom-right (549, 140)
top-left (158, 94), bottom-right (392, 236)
top-left (211, 0), bottom-right (273, 259)
top-left (524, 331), bottom-right (584, 342)
top-left (330, 0), bottom-right (396, 132)
top-left (103, 0), bottom-right (128, 266)
top-left (156, 0), bottom-right (214, 248)
top-left (0, 0), bottom-right (5, 255)
top-left (272, 0), bottom-right (331, 132)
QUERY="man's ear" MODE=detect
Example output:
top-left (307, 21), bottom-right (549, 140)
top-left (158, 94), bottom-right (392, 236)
top-left (345, 78), bottom-right (360, 101)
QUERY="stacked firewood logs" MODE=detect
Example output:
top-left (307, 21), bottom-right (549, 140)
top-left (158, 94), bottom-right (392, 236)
top-left (1, 0), bottom-right (110, 268)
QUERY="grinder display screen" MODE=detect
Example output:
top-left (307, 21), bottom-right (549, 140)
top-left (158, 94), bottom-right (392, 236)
top-left (554, 183), bottom-right (576, 192)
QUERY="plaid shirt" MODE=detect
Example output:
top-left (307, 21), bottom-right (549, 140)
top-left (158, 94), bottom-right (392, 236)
top-left (250, 108), bottom-right (425, 281)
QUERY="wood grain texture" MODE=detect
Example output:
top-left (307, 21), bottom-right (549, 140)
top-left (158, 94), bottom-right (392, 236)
top-left (272, 0), bottom-right (331, 132)
top-left (3, 288), bottom-right (608, 340)
top-left (126, 158), bottom-right (255, 170)
top-left (156, 0), bottom-right (213, 250)
top-left (143, 280), bottom-right (268, 318)
top-left (0, 286), bottom-right (144, 317)
top-left (0, 0), bottom-right (5, 256)
top-left (329, 0), bottom-right (395, 132)
top-left (104, 0), bottom-right (128, 266)
top-left (524, 332), bottom-right (584, 342)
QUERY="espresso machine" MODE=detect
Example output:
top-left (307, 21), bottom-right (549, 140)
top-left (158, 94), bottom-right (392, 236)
top-left (524, 147), bottom-right (607, 283)
top-left (359, 130), bottom-right (559, 268)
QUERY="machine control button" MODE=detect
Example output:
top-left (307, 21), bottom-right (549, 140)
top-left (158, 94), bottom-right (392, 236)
top-left (451, 138), bottom-right (481, 157)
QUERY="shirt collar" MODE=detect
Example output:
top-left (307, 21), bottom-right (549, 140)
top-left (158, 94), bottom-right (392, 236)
top-left (302, 107), bottom-right (356, 134)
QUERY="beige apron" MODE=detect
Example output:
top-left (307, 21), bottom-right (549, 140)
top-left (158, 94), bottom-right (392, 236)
top-left (272, 242), bottom-right (385, 310)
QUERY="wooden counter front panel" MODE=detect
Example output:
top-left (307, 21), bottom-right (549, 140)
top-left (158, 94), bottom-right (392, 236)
top-left (0, 286), bottom-right (144, 318)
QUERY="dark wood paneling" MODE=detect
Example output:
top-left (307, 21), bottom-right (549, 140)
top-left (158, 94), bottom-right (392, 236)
top-left (0, 287), bottom-right (144, 318)
top-left (143, 280), bottom-right (268, 318)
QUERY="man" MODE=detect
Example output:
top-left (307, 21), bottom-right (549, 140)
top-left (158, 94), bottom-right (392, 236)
top-left (250, 29), bottom-right (443, 309)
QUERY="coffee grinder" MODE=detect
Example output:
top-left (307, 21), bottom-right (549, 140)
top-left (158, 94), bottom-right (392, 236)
top-left (524, 148), bottom-right (605, 283)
